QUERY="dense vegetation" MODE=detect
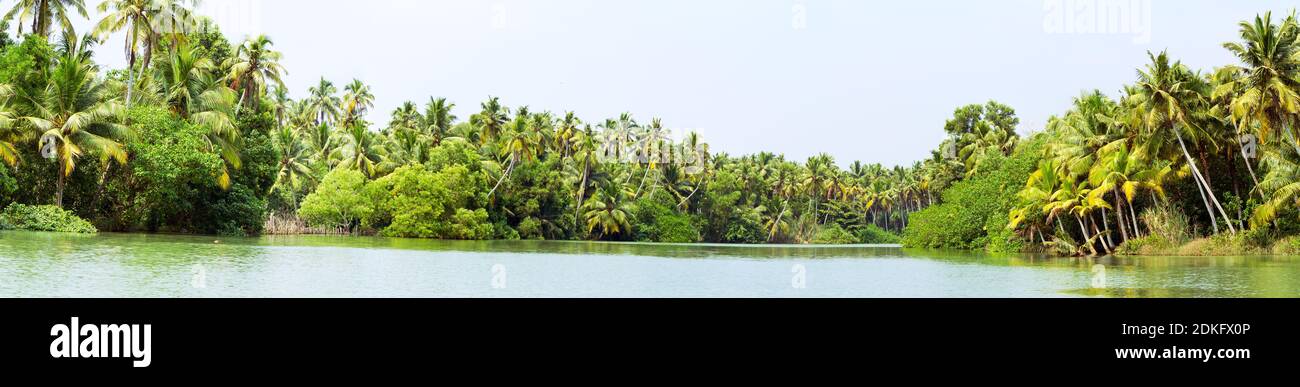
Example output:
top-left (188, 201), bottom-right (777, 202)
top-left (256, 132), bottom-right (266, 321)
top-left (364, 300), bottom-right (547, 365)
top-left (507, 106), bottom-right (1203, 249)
top-left (906, 11), bottom-right (1300, 256)
top-left (0, 203), bottom-right (96, 233)
top-left (4, 2), bottom-right (1300, 255)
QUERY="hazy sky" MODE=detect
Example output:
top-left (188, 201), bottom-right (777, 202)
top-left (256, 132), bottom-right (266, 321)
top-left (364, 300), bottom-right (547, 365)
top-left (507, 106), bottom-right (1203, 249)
top-left (45, 0), bottom-right (1300, 166)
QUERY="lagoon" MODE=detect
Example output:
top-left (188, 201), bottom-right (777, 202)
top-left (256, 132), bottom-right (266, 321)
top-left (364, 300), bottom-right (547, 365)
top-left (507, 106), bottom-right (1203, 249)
top-left (1, 231), bottom-right (1298, 298)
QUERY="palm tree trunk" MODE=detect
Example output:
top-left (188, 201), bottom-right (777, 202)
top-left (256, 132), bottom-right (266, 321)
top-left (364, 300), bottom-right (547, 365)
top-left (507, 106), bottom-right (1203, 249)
top-left (487, 156), bottom-right (516, 197)
top-left (575, 159), bottom-right (590, 228)
top-left (1175, 129), bottom-right (1235, 234)
top-left (55, 158), bottom-right (65, 208)
top-left (1101, 206), bottom-right (1115, 247)
top-left (124, 54), bottom-right (137, 108)
top-left (1076, 215), bottom-right (1097, 256)
top-left (1114, 191), bottom-right (1129, 242)
top-left (1238, 133), bottom-right (1264, 201)
top-left (1129, 197), bottom-right (1141, 238)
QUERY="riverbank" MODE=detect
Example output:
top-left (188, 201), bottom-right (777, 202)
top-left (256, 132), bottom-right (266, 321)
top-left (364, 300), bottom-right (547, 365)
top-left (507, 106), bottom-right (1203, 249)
top-left (1116, 234), bottom-right (1300, 257)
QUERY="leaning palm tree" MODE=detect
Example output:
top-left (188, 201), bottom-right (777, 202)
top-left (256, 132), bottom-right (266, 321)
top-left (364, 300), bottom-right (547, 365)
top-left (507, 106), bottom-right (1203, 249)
top-left (226, 34), bottom-right (287, 111)
top-left (12, 43), bottom-right (131, 207)
top-left (3, 0), bottom-right (87, 38)
top-left (1133, 51), bottom-right (1236, 234)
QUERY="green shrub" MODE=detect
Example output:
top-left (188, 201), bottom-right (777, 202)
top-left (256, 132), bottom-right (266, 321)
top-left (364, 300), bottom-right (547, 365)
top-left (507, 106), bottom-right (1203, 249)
top-left (812, 225), bottom-right (857, 244)
top-left (903, 136), bottom-right (1043, 250)
top-left (365, 164), bottom-right (492, 239)
top-left (298, 168), bottom-right (373, 230)
top-left (633, 193), bottom-right (701, 243)
top-left (854, 224), bottom-right (901, 244)
top-left (0, 203), bottom-right (97, 233)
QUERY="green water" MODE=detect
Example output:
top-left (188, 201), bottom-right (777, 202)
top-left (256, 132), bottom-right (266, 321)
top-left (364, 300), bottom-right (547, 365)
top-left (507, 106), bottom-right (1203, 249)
top-left (1, 231), bottom-right (1298, 298)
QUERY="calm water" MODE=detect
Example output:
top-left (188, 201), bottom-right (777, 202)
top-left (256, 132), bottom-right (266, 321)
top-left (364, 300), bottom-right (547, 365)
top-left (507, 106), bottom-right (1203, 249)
top-left (1, 231), bottom-right (1298, 298)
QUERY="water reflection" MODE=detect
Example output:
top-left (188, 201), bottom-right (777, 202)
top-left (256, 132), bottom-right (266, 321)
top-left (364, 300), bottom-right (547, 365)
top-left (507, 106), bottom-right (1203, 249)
top-left (2, 231), bottom-right (1298, 298)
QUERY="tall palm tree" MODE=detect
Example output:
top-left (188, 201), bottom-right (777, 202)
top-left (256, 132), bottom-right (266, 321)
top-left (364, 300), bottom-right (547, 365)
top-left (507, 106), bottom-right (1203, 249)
top-left (423, 97), bottom-right (456, 145)
top-left (339, 79), bottom-right (373, 128)
top-left (226, 35), bottom-right (286, 111)
top-left (92, 0), bottom-right (197, 108)
top-left (1221, 11), bottom-right (1300, 156)
top-left (11, 41), bottom-right (131, 207)
top-left (488, 115), bottom-right (540, 197)
top-left (271, 125), bottom-right (314, 207)
top-left (307, 77), bottom-right (339, 127)
top-left (3, 0), bottom-right (87, 38)
top-left (1134, 51), bottom-right (1236, 234)
top-left (470, 97), bottom-right (507, 145)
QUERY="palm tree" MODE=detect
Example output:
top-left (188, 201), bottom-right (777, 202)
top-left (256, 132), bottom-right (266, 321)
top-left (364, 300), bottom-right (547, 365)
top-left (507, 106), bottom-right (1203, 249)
top-left (0, 84), bottom-right (19, 166)
top-left (387, 101), bottom-right (421, 134)
top-left (583, 181), bottom-right (634, 239)
top-left (307, 77), bottom-right (339, 127)
top-left (488, 115), bottom-right (540, 197)
top-left (1251, 145), bottom-right (1300, 227)
top-left (92, 0), bottom-right (197, 108)
top-left (1134, 51), bottom-right (1236, 234)
top-left (423, 97), bottom-right (456, 145)
top-left (333, 123), bottom-right (384, 178)
top-left (470, 97), bottom-right (507, 145)
top-left (271, 125), bottom-right (314, 208)
top-left (11, 42), bottom-right (131, 207)
top-left (339, 79), bottom-right (373, 128)
top-left (226, 35), bottom-right (286, 111)
top-left (155, 41), bottom-right (241, 187)
top-left (1221, 11), bottom-right (1300, 156)
top-left (3, 0), bottom-right (87, 38)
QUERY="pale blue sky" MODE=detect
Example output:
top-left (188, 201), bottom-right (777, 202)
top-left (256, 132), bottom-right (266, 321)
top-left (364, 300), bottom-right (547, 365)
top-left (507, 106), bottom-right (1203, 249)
top-left (46, 0), bottom-right (1300, 165)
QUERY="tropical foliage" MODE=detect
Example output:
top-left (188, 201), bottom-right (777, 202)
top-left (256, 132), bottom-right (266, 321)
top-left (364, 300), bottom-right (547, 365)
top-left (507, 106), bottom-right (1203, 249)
top-left (5, 4), bottom-right (1300, 254)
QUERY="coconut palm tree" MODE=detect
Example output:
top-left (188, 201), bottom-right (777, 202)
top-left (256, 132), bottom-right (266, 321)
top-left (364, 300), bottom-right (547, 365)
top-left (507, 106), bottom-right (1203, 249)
top-left (226, 35), bottom-right (286, 111)
top-left (3, 0), bottom-right (87, 38)
top-left (339, 79), bottom-right (373, 129)
top-left (11, 41), bottom-right (131, 207)
top-left (583, 180), bottom-right (634, 239)
top-left (333, 123), bottom-right (384, 178)
top-left (307, 77), bottom-right (339, 127)
top-left (1251, 145), bottom-right (1300, 227)
top-left (1133, 51), bottom-right (1236, 234)
top-left (488, 115), bottom-right (540, 197)
top-left (92, 0), bottom-right (197, 108)
top-left (470, 97), bottom-right (507, 145)
top-left (154, 40), bottom-right (241, 187)
top-left (271, 124), bottom-right (314, 207)
top-left (423, 97), bottom-right (456, 145)
top-left (1221, 11), bottom-right (1300, 156)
